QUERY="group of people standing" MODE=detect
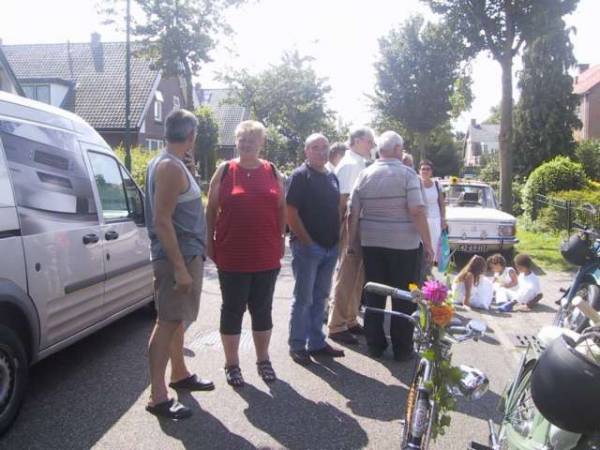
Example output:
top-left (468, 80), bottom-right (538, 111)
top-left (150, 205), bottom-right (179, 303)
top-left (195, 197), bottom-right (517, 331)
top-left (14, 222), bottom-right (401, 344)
top-left (143, 108), bottom-right (444, 419)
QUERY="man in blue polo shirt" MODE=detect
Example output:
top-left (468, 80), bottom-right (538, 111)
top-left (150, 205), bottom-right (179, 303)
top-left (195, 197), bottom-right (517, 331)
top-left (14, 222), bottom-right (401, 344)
top-left (286, 133), bottom-right (345, 365)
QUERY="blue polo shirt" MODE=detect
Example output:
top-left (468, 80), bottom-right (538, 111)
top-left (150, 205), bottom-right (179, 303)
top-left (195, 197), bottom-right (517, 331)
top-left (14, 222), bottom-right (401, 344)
top-left (286, 163), bottom-right (340, 249)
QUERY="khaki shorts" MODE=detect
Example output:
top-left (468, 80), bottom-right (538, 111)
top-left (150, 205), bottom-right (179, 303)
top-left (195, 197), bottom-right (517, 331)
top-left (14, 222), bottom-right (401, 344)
top-left (153, 255), bottom-right (204, 322)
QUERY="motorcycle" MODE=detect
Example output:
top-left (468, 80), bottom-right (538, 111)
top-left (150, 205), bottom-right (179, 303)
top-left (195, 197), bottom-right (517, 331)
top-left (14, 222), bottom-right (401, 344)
top-left (363, 282), bottom-right (489, 450)
top-left (470, 297), bottom-right (600, 450)
top-left (554, 224), bottom-right (600, 332)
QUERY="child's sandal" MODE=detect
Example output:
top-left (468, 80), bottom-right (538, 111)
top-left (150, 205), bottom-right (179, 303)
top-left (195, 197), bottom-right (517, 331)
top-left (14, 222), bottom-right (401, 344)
top-left (225, 365), bottom-right (245, 387)
top-left (256, 360), bottom-right (277, 383)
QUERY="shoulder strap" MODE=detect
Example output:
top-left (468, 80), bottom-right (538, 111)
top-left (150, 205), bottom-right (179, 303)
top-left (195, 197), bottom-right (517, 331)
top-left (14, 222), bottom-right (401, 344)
top-left (269, 162), bottom-right (277, 179)
top-left (220, 162), bottom-right (230, 183)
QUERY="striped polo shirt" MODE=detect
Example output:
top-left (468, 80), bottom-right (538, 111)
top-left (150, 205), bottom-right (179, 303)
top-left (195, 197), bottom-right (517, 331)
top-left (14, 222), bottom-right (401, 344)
top-left (349, 159), bottom-right (424, 250)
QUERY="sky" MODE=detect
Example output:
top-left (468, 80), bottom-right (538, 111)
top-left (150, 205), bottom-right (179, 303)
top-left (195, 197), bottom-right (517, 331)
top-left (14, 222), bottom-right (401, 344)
top-left (1, 0), bottom-right (599, 132)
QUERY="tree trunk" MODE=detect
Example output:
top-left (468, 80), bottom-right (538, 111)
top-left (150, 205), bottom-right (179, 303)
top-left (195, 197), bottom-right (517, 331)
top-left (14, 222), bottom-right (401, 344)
top-left (499, 56), bottom-right (513, 214)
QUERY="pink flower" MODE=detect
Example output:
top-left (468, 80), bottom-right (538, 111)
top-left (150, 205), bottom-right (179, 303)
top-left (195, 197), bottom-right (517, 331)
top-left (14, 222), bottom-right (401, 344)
top-left (422, 280), bottom-right (449, 305)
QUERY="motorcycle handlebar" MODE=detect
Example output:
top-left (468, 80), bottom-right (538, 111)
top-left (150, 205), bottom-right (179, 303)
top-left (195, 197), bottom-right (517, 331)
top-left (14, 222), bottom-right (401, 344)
top-left (363, 282), bottom-right (413, 302)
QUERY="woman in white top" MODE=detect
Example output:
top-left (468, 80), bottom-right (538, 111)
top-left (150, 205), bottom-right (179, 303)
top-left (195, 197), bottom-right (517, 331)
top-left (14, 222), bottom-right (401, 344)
top-left (418, 160), bottom-right (447, 263)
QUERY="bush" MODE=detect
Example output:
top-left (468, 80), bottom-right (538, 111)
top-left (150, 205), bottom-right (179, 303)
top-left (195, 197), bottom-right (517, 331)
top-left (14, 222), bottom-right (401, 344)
top-left (522, 156), bottom-right (586, 220)
top-left (575, 139), bottom-right (600, 181)
top-left (114, 146), bottom-right (158, 190)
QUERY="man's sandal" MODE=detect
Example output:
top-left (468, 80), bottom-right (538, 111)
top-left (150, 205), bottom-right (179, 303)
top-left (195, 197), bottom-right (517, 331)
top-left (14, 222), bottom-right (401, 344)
top-left (225, 365), bottom-right (245, 387)
top-left (145, 398), bottom-right (192, 420)
top-left (256, 360), bottom-right (277, 383)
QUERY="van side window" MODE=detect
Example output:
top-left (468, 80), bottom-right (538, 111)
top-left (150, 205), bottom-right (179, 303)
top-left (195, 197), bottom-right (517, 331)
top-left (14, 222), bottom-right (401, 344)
top-left (88, 152), bottom-right (141, 222)
top-left (120, 166), bottom-right (144, 223)
top-left (0, 120), bottom-right (98, 235)
top-left (88, 152), bottom-right (129, 221)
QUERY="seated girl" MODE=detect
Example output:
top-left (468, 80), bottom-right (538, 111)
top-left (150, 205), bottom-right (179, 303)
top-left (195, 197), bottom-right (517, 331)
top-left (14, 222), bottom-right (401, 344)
top-left (487, 253), bottom-right (518, 304)
top-left (496, 253), bottom-right (542, 312)
top-left (452, 255), bottom-right (493, 310)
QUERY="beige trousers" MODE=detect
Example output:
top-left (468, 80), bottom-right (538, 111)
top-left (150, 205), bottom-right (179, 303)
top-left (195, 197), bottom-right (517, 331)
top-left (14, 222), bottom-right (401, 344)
top-left (327, 222), bottom-right (364, 334)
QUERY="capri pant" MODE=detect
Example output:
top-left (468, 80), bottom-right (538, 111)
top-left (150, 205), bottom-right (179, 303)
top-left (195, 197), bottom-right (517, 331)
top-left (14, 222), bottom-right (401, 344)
top-left (218, 268), bottom-right (280, 335)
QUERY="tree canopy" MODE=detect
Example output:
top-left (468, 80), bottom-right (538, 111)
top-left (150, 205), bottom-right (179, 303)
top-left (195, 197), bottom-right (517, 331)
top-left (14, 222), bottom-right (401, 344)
top-left (194, 105), bottom-right (219, 180)
top-left (224, 51), bottom-right (335, 165)
top-left (423, 0), bottom-right (579, 213)
top-left (513, 2), bottom-right (581, 176)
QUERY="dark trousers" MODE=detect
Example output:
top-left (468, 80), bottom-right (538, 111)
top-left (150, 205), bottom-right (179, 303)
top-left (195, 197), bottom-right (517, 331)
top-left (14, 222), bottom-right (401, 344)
top-left (362, 246), bottom-right (419, 357)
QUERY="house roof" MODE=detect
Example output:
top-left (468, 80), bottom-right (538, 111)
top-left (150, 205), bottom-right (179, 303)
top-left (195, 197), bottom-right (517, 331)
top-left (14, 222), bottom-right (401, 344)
top-left (1, 41), bottom-right (159, 130)
top-left (467, 123), bottom-right (500, 143)
top-left (574, 65), bottom-right (600, 95)
top-left (0, 48), bottom-right (24, 96)
top-left (198, 88), bottom-right (249, 147)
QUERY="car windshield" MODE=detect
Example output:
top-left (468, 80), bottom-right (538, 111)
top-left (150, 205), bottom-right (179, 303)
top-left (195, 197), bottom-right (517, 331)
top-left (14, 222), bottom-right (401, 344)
top-left (443, 184), bottom-right (497, 208)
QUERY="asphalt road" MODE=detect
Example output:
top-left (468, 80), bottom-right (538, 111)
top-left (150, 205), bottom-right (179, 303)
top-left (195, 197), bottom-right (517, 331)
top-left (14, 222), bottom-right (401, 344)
top-left (0, 249), bottom-right (572, 450)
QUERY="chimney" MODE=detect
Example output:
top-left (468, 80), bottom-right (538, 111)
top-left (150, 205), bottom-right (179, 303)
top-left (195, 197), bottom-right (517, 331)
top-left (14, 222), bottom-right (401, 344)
top-left (90, 32), bottom-right (104, 72)
top-left (0, 38), bottom-right (3, 46)
top-left (470, 118), bottom-right (477, 127)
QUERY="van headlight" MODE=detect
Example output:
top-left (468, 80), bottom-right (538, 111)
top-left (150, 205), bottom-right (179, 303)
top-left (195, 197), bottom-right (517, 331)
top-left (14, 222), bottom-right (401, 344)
top-left (498, 224), bottom-right (516, 236)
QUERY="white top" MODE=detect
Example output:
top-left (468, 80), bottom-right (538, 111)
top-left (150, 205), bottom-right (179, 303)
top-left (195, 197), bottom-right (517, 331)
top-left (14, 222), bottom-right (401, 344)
top-left (423, 182), bottom-right (441, 219)
top-left (325, 161), bottom-right (336, 173)
top-left (495, 267), bottom-right (518, 290)
top-left (516, 272), bottom-right (541, 304)
top-left (335, 149), bottom-right (367, 194)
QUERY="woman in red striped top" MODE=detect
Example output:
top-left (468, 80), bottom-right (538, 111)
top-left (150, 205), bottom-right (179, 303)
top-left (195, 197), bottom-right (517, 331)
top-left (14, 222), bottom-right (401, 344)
top-left (205, 120), bottom-right (286, 387)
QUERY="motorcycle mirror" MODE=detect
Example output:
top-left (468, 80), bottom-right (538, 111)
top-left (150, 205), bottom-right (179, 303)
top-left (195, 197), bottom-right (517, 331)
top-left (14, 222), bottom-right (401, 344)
top-left (467, 319), bottom-right (487, 335)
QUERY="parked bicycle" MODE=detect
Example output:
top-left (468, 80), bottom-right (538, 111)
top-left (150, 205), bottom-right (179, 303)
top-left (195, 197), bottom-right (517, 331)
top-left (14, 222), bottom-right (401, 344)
top-left (554, 224), bottom-right (600, 332)
top-left (363, 282), bottom-right (489, 450)
top-left (470, 297), bottom-right (600, 450)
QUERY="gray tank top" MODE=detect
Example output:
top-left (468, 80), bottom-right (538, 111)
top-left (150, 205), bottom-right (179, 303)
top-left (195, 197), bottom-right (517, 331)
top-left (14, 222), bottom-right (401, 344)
top-left (145, 152), bottom-right (206, 261)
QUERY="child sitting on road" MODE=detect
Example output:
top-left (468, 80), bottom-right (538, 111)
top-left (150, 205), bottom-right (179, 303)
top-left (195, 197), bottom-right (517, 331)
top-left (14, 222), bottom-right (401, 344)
top-left (496, 253), bottom-right (542, 312)
top-left (452, 255), bottom-right (494, 310)
top-left (487, 253), bottom-right (518, 304)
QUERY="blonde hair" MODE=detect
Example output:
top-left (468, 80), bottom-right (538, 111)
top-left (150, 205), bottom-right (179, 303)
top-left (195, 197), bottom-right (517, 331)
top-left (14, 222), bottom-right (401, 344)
top-left (235, 120), bottom-right (266, 139)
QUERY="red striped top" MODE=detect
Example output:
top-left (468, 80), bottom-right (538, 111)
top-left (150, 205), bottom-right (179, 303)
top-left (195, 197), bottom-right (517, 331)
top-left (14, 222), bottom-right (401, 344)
top-left (215, 160), bottom-right (282, 272)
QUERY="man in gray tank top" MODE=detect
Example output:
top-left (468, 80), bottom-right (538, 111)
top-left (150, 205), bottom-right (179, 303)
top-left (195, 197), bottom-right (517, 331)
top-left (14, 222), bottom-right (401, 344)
top-left (145, 109), bottom-right (211, 420)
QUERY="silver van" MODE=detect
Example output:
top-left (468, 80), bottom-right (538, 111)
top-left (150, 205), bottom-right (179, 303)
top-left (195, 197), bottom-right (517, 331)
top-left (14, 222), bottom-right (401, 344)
top-left (0, 92), bottom-right (153, 434)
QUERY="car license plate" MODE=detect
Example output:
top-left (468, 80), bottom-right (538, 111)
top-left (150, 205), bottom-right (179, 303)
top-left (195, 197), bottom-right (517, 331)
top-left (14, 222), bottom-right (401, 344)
top-left (458, 244), bottom-right (487, 253)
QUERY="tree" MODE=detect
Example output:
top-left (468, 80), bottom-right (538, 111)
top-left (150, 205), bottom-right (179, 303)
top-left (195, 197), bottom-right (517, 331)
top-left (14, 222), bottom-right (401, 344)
top-left (224, 51), bottom-right (334, 164)
top-left (373, 15), bottom-right (472, 163)
top-left (194, 106), bottom-right (219, 180)
top-left (427, 126), bottom-right (463, 177)
top-left (513, 3), bottom-right (581, 176)
top-left (99, 0), bottom-right (246, 110)
top-left (575, 139), bottom-right (600, 181)
top-left (423, 0), bottom-right (579, 213)
top-left (484, 104), bottom-right (501, 125)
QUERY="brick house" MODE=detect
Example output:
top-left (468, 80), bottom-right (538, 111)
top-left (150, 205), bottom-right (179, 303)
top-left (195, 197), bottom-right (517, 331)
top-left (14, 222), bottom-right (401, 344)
top-left (574, 64), bottom-right (600, 141)
top-left (2, 33), bottom-right (185, 150)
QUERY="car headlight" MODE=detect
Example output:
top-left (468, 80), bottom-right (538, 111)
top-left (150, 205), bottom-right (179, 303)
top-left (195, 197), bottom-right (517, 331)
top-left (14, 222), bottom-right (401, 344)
top-left (498, 224), bottom-right (516, 236)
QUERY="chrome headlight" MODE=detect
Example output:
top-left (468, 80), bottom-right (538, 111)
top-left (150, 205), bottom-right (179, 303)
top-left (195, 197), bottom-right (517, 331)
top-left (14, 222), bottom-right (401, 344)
top-left (449, 365), bottom-right (489, 401)
top-left (498, 224), bottom-right (516, 237)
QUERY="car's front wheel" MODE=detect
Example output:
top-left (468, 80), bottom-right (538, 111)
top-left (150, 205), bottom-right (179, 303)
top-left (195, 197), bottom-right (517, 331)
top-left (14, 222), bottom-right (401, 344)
top-left (0, 325), bottom-right (28, 437)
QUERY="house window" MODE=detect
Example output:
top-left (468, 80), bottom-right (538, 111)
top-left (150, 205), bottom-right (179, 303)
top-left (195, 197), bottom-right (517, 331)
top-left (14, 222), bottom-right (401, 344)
top-left (145, 139), bottom-right (164, 151)
top-left (22, 84), bottom-right (51, 104)
top-left (154, 90), bottom-right (164, 122)
top-left (173, 95), bottom-right (180, 110)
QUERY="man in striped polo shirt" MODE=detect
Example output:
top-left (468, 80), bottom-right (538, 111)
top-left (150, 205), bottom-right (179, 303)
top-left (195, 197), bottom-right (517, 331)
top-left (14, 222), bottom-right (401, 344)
top-left (347, 131), bottom-right (433, 361)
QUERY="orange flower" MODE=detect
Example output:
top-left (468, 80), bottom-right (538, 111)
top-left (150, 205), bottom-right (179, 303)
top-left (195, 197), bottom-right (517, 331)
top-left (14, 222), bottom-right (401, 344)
top-left (430, 304), bottom-right (454, 327)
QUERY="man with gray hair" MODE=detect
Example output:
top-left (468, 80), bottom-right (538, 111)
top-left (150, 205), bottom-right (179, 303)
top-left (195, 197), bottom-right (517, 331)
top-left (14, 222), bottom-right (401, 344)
top-left (144, 109), bottom-right (212, 420)
top-left (327, 126), bottom-right (376, 345)
top-left (348, 130), bottom-right (433, 361)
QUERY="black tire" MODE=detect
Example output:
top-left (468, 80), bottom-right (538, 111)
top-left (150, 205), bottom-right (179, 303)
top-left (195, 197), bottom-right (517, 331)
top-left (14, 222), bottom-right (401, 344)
top-left (0, 325), bottom-right (28, 437)
top-left (559, 283), bottom-right (600, 333)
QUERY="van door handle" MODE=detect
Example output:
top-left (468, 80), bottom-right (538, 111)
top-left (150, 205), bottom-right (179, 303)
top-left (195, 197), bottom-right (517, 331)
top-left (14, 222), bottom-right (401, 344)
top-left (82, 233), bottom-right (99, 244)
top-left (105, 230), bottom-right (119, 241)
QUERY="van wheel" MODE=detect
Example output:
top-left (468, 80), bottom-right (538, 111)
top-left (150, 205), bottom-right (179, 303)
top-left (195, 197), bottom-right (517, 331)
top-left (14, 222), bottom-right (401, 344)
top-left (0, 325), bottom-right (28, 437)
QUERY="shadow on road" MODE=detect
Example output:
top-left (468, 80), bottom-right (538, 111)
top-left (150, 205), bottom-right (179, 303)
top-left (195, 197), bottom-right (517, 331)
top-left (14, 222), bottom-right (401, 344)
top-left (236, 380), bottom-right (369, 450)
top-left (0, 308), bottom-right (154, 449)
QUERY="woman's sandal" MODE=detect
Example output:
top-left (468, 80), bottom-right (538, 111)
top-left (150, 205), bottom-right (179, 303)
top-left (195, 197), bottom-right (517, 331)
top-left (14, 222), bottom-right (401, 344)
top-left (225, 365), bottom-right (245, 387)
top-left (256, 360), bottom-right (277, 383)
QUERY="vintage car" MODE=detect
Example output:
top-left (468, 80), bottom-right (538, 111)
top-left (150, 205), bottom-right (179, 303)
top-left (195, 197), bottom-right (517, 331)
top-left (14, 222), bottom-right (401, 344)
top-left (438, 178), bottom-right (518, 255)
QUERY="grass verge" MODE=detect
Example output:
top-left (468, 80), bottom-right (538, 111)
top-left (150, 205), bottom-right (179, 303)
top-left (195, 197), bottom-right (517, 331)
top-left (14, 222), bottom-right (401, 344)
top-left (515, 225), bottom-right (574, 273)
